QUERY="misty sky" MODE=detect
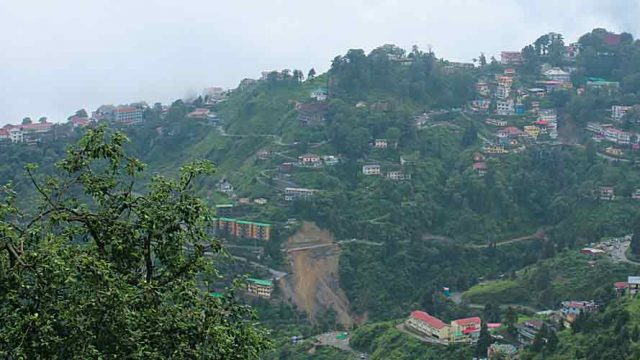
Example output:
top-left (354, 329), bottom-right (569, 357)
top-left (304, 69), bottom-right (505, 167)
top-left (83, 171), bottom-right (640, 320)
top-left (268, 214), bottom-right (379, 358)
top-left (1, 0), bottom-right (639, 125)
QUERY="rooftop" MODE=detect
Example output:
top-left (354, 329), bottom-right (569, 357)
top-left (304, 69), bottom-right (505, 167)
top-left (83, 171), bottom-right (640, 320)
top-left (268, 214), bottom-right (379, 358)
top-left (410, 310), bottom-right (447, 329)
top-left (248, 278), bottom-right (273, 287)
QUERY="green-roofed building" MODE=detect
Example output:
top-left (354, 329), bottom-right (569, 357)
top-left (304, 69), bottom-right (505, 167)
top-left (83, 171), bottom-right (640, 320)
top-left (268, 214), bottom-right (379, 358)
top-left (247, 278), bottom-right (274, 298)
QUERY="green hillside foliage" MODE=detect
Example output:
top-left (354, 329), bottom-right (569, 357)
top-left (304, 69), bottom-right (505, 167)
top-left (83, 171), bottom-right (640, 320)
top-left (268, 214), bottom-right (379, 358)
top-left (350, 322), bottom-right (473, 360)
top-left (463, 251), bottom-right (640, 308)
top-left (522, 297), bottom-right (640, 359)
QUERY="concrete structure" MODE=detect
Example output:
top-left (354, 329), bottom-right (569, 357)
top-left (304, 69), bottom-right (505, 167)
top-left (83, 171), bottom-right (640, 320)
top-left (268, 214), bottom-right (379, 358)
top-left (544, 68), bottom-right (571, 83)
top-left (247, 278), bottom-right (274, 298)
top-left (386, 171), bottom-right (411, 181)
top-left (214, 217), bottom-right (271, 240)
top-left (310, 88), bottom-right (328, 102)
top-left (114, 106), bottom-right (143, 125)
top-left (496, 100), bottom-right (514, 115)
top-left (405, 311), bottom-right (450, 341)
top-left (284, 187), bottom-right (317, 201)
top-left (450, 317), bottom-right (481, 342)
top-left (612, 105), bottom-right (633, 122)
top-left (298, 153), bottom-right (322, 167)
top-left (599, 186), bottom-right (615, 201)
top-left (629, 276), bottom-right (640, 295)
top-left (374, 138), bottom-right (388, 149)
top-left (362, 164), bottom-right (381, 176)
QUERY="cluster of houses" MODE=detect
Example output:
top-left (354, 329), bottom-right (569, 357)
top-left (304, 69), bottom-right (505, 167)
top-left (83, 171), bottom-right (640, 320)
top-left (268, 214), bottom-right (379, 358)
top-left (296, 153), bottom-right (339, 168)
top-left (595, 186), bottom-right (640, 201)
top-left (0, 121), bottom-right (56, 144)
top-left (405, 310), bottom-right (483, 344)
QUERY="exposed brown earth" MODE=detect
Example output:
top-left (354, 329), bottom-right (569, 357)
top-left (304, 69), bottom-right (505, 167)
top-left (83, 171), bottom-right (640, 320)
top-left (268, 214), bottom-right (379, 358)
top-left (280, 222), bottom-right (353, 327)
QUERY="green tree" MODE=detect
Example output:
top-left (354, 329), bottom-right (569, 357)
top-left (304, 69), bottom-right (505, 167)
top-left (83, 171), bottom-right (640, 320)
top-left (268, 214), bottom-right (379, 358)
top-left (479, 53), bottom-right (487, 67)
top-left (475, 322), bottom-right (492, 357)
top-left (22, 117), bottom-right (32, 125)
top-left (0, 127), bottom-right (271, 359)
top-left (503, 306), bottom-right (518, 335)
top-left (38, 116), bottom-right (48, 123)
top-left (308, 68), bottom-right (316, 79)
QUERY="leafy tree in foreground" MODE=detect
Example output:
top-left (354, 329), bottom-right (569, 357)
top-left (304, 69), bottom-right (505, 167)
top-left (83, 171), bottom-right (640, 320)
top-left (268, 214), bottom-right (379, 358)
top-left (0, 127), bottom-right (271, 359)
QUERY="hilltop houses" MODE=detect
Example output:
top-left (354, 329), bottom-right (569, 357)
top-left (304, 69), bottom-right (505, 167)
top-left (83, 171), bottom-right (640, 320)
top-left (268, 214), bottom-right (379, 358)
top-left (298, 153), bottom-right (322, 167)
top-left (599, 186), bottom-right (615, 201)
top-left (543, 68), bottom-right (571, 83)
top-left (310, 88), bottom-right (328, 102)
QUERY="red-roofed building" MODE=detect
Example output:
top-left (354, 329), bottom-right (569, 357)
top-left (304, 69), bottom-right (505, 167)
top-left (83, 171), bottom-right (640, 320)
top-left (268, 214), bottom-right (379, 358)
top-left (114, 106), bottom-right (143, 125)
top-left (604, 32), bottom-right (621, 46)
top-left (406, 311), bottom-right (450, 340)
top-left (451, 316), bottom-right (482, 342)
top-left (473, 162), bottom-right (487, 176)
top-left (187, 108), bottom-right (210, 119)
top-left (0, 128), bottom-right (8, 140)
top-left (69, 116), bottom-right (90, 128)
top-left (501, 51), bottom-right (523, 65)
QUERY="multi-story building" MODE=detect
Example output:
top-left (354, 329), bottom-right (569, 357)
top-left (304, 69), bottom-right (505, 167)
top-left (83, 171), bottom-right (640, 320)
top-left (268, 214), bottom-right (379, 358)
top-left (362, 164), bottom-right (381, 176)
top-left (496, 85), bottom-right (510, 100)
top-left (628, 276), bottom-right (640, 295)
top-left (496, 100), bottom-right (514, 116)
top-left (0, 128), bottom-right (8, 141)
top-left (187, 108), bottom-right (210, 119)
top-left (214, 217), bottom-right (271, 240)
top-left (612, 105), bottom-right (633, 122)
top-left (374, 139), bottom-right (388, 148)
top-left (298, 153), bottom-right (322, 167)
top-left (247, 278), bottom-right (274, 298)
top-left (8, 127), bottom-right (23, 143)
top-left (386, 171), bottom-right (411, 181)
top-left (310, 88), bottom-right (328, 102)
top-left (405, 311), bottom-right (450, 341)
top-left (284, 187), bottom-right (317, 201)
top-left (114, 106), bottom-right (143, 125)
top-left (599, 186), bottom-right (615, 201)
top-left (476, 82), bottom-right (491, 97)
top-left (450, 317), bottom-right (482, 342)
top-left (544, 68), bottom-right (571, 83)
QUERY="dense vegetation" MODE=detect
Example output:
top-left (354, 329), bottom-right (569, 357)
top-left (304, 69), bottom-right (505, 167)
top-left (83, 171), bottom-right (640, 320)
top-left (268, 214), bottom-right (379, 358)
top-left (5, 27), bottom-right (640, 358)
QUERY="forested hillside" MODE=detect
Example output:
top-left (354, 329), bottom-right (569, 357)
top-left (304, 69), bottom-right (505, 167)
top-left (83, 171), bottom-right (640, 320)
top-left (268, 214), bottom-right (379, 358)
top-left (5, 27), bottom-right (640, 359)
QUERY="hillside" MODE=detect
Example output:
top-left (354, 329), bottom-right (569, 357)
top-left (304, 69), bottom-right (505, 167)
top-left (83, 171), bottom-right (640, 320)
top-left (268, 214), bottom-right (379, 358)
top-left (6, 27), bottom-right (640, 359)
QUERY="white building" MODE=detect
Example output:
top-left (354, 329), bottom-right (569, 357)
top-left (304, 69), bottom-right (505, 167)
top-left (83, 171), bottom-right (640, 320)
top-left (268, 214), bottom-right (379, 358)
top-left (284, 187), bottom-right (317, 201)
top-left (362, 164), bottom-right (381, 176)
top-left (543, 68), bottom-right (571, 83)
top-left (496, 100), bottom-right (514, 116)
top-left (612, 105), bottom-right (633, 122)
top-left (496, 85), bottom-right (510, 100)
top-left (9, 128), bottom-right (23, 143)
top-left (374, 139), bottom-right (388, 148)
top-left (386, 171), bottom-right (410, 181)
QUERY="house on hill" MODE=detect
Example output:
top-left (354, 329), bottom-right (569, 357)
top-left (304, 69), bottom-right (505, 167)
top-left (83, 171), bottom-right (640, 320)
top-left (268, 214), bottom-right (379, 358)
top-left (450, 317), bottom-right (482, 342)
top-left (598, 186), bottom-right (615, 200)
top-left (472, 162), bottom-right (487, 176)
top-left (246, 278), bottom-right (274, 298)
top-left (405, 311), bottom-right (450, 341)
top-left (362, 164), bottom-right (381, 176)
top-left (298, 153), bottom-right (322, 167)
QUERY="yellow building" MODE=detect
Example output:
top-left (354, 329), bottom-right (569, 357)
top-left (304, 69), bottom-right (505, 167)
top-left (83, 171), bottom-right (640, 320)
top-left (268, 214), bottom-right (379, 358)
top-left (247, 278), bottom-right (274, 298)
top-left (406, 311), bottom-right (451, 340)
top-left (524, 125), bottom-right (540, 137)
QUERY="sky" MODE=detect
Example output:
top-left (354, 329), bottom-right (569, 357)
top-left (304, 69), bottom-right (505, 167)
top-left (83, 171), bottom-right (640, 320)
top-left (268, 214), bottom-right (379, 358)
top-left (1, 0), bottom-right (639, 125)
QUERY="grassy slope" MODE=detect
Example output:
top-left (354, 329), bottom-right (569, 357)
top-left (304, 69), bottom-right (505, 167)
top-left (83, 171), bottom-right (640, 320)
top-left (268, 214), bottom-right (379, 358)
top-left (463, 250), bottom-right (640, 308)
